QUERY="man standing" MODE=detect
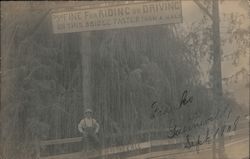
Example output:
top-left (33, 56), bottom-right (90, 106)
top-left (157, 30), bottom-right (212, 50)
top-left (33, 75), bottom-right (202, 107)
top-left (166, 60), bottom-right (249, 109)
top-left (78, 108), bottom-right (100, 152)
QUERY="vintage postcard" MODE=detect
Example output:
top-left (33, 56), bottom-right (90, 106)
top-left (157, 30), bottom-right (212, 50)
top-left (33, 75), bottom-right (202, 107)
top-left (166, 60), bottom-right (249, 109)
top-left (1, 1), bottom-right (249, 159)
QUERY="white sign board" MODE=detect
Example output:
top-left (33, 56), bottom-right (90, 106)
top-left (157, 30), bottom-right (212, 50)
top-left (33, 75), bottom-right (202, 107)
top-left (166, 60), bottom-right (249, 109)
top-left (52, 1), bottom-right (182, 33)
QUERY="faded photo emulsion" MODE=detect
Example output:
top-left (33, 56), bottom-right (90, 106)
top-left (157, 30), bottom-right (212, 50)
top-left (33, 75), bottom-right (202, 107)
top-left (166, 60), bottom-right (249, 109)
top-left (1, 1), bottom-right (249, 159)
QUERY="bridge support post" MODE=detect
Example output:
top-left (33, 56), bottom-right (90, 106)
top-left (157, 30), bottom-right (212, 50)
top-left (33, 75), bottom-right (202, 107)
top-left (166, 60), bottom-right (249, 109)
top-left (35, 137), bottom-right (40, 159)
top-left (211, 0), bottom-right (226, 158)
top-left (80, 32), bottom-right (92, 111)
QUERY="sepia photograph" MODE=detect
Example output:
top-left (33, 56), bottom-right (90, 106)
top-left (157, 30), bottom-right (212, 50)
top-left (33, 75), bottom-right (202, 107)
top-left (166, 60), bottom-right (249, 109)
top-left (1, 1), bottom-right (249, 159)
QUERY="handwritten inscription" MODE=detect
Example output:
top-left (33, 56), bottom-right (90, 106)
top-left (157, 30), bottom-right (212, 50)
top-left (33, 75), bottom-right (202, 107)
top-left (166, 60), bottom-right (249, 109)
top-left (184, 116), bottom-right (240, 149)
top-left (167, 105), bottom-right (232, 139)
top-left (150, 90), bottom-right (193, 119)
top-left (184, 129), bottom-right (210, 148)
top-left (150, 89), bottom-right (242, 150)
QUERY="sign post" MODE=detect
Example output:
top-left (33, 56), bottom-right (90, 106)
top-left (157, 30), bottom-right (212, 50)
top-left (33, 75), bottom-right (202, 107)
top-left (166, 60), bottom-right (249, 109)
top-left (80, 32), bottom-right (92, 111)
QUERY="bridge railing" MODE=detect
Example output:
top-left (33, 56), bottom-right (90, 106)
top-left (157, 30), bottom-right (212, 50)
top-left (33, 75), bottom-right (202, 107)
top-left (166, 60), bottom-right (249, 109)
top-left (38, 120), bottom-right (249, 159)
top-left (38, 127), bottom-right (183, 158)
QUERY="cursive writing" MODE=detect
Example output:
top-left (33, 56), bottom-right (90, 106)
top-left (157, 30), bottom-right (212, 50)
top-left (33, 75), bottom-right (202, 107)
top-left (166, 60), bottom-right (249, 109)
top-left (184, 128), bottom-right (210, 148)
top-left (184, 115), bottom-right (240, 149)
top-left (167, 105), bottom-right (232, 139)
top-left (150, 90), bottom-right (193, 119)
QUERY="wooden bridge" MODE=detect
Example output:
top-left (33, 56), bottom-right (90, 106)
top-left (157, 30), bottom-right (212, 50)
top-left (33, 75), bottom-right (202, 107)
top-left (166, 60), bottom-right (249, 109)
top-left (37, 120), bottom-right (249, 159)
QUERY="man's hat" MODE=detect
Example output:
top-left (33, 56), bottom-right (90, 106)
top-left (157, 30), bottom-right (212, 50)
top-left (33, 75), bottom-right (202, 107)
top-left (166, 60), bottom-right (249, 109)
top-left (84, 108), bottom-right (93, 114)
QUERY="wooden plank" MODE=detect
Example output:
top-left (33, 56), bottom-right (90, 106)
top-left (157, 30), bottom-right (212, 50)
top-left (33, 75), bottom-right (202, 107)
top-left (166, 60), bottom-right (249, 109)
top-left (39, 128), bottom-right (177, 146)
top-left (40, 137), bottom-right (82, 146)
top-left (101, 141), bottom-right (151, 155)
top-left (39, 120), bottom-right (248, 146)
top-left (39, 130), bottom-right (149, 146)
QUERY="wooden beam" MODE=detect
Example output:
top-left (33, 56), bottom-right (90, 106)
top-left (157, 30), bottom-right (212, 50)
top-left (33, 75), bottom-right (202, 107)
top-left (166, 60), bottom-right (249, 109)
top-left (40, 120), bottom-right (247, 146)
top-left (40, 137), bottom-right (82, 146)
top-left (81, 32), bottom-right (92, 111)
top-left (193, 1), bottom-right (213, 20)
